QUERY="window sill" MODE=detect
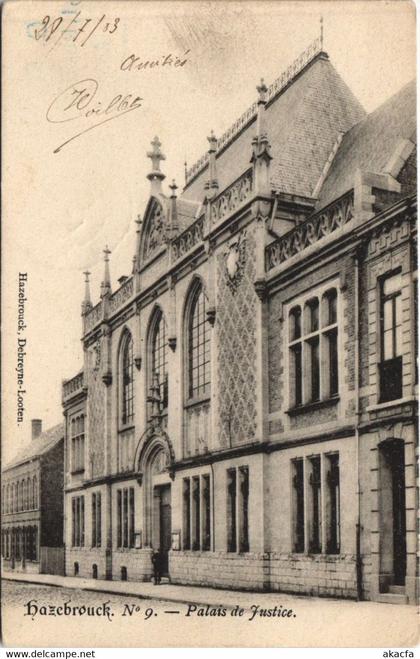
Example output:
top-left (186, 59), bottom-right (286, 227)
top-left (184, 395), bottom-right (211, 409)
top-left (71, 468), bottom-right (85, 476)
top-left (366, 395), bottom-right (417, 413)
top-left (118, 423), bottom-right (135, 433)
top-left (286, 396), bottom-right (340, 416)
top-left (290, 551), bottom-right (341, 558)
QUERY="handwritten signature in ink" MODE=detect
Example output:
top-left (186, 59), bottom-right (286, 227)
top-left (46, 78), bottom-right (143, 153)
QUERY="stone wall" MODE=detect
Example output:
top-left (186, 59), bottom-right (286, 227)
top-left (170, 551), bottom-right (267, 590)
top-left (170, 551), bottom-right (358, 598)
top-left (112, 548), bottom-right (153, 583)
top-left (65, 547), bottom-right (107, 579)
top-left (269, 553), bottom-right (357, 599)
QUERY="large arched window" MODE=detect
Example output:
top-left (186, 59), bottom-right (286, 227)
top-left (150, 311), bottom-right (168, 409)
top-left (121, 333), bottom-right (134, 425)
top-left (187, 283), bottom-right (210, 399)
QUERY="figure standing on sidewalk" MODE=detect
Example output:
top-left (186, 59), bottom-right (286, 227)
top-left (152, 549), bottom-right (162, 585)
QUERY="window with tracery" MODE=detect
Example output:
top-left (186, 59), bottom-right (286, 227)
top-left (188, 285), bottom-right (210, 399)
top-left (121, 334), bottom-right (134, 425)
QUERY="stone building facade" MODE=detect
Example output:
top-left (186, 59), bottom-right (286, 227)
top-left (62, 38), bottom-right (417, 603)
top-left (2, 420), bottom-right (65, 575)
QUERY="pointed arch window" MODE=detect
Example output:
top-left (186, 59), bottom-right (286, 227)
top-left (188, 284), bottom-right (210, 399)
top-left (121, 334), bottom-right (134, 425)
top-left (151, 311), bottom-right (168, 410)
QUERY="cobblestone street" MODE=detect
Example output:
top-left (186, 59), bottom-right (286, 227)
top-left (2, 578), bottom-right (417, 648)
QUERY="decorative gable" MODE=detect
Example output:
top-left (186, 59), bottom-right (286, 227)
top-left (141, 196), bottom-right (168, 262)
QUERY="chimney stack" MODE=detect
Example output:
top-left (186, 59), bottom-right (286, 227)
top-left (32, 419), bottom-right (42, 440)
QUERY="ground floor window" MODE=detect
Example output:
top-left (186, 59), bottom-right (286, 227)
top-left (291, 452), bottom-right (340, 554)
top-left (1, 526), bottom-right (38, 561)
top-left (227, 465), bottom-right (249, 553)
top-left (117, 487), bottom-right (135, 548)
top-left (182, 474), bottom-right (211, 551)
top-left (72, 496), bottom-right (85, 547)
top-left (91, 492), bottom-right (102, 548)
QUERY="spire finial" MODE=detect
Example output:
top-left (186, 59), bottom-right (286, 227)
top-left (100, 245), bottom-right (111, 297)
top-left (170, 179), bottom-right (178, 197)
top-left (207, 130), bottom-right (217, 153)
top-left (205, 131), bottom-right (219, 200)
top-left (169, 179), bottom-right (178, 237)
top-left (147, 136), bottom-right (166, 194)
top-left (257, 78), bottom-right (268, 104)
top-left (82, 270), bottom-right (92, 313)
top-left (320, 15), bottom-right (324, 49)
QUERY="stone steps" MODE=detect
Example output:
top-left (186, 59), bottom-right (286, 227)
top-left (377, 592), bottom-right (408, 605)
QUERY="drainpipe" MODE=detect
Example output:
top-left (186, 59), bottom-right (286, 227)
top-left (354, 249), bottom-right (363, 600)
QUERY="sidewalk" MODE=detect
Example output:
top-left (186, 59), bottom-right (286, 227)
top-left (2, 569), bottom-right (347, 609)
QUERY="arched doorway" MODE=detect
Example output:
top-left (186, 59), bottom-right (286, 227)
top-left (135, 431), bottom-right (174, 577)
top-left (151, 450), bottom-right (172, 576)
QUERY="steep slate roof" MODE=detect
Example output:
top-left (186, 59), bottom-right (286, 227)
top-left (3, 423), bottom-right (64, 472)
top-left (181, 53), bottom-right (366, 204)
top-left (317, 79), bottom-right (417, 210)
top-left (177, 198), bottom-right (201, 232)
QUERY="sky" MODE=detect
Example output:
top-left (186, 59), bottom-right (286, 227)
top-left (3, 0), bottom-right (416, 462)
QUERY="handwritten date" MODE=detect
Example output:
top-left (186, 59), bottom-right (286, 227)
top-left (33, 12), bottom-right (119, 48)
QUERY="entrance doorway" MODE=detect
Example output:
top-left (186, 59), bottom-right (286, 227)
top-left (379, 439), bottom-right (406, 589)
top-left (154, 484), bottom-right (171, 576)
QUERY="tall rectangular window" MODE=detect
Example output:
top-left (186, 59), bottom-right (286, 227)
top-left (309, 456), bottom-right (321, 553)
top-left (291, 454), bottom-right (341, 554)
top-left (123, 489), bottom-right (128, 548)
top-left (326, 454), bottom-right (340, 554)
top-left (238, 467), bottom-right (249, 553)
top-left (182, 475), bottom-right (212, 551)
top-left (201, 475), bottom-right (211, 551)
top-left (182, 479), bottom-right (191, 550)
top-left (289, 307), bottom-right (302, 406)
top-left (380, 272), bottom-right (402, 402)
top-left (129, 488), bottom-right (135, 548)
top-left (289, 288), bottom-right (339, 408)
top-left (117, 488), bottom-right (135, 549)
top-left (192, 477), bottom-right (200, 550)
top-left (226, 466), bottom-right (250, 553)
top-left (117, 490), bottom-right (122, 548)
top-left (71, 415), bottom-right (85, 473)
top-left (227, 469), bottom-right (237, 552)
top-left (92, 493), bottom-right (101, 548)
top-left (72, 496), bottom-right (85, 547)
top-left (292, 459), bottom-right (304, 553)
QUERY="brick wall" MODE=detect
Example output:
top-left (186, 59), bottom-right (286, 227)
top-left (40, 439), bottom-right (64, 547)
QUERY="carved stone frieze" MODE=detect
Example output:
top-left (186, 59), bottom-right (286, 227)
top-left (265, 192), bottom-right (354, 271)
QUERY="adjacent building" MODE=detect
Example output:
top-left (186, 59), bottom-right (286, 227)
top-left (2, 420), bottom-right (65, 574)
top-left (62, 37), bottom-right (417, 603)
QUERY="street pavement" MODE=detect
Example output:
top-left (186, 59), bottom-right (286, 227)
top-left (2, 572), bottom-right (418, 648)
